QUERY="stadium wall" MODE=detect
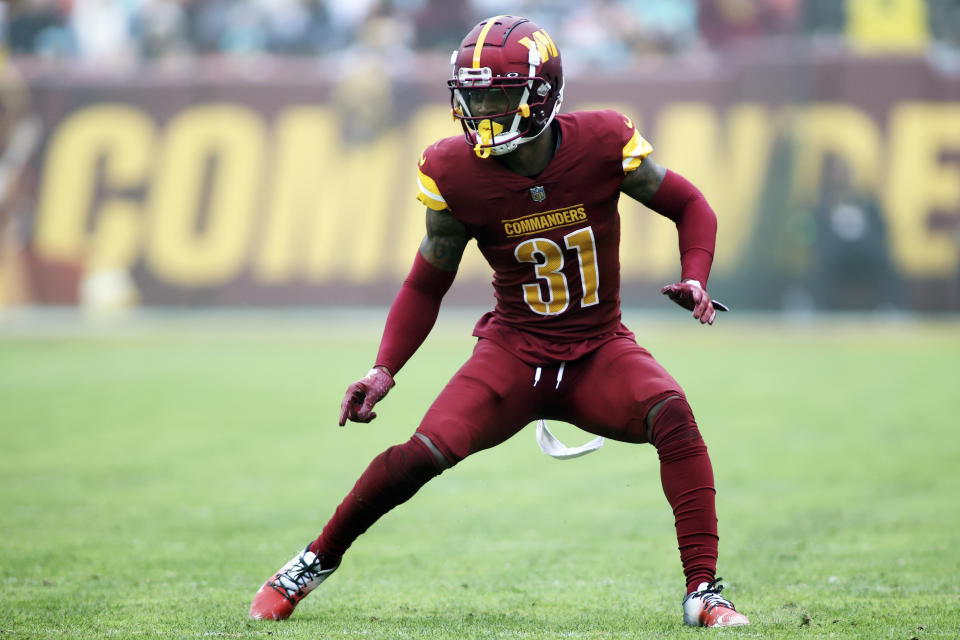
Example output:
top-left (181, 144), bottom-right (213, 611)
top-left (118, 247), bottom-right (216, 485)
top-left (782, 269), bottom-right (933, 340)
top-left (3, 52), bottom-right (959, 311)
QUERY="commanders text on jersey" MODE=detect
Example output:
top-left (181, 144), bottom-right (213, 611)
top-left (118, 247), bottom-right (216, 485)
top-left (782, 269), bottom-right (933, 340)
top-left (503, 205), bottom-right (587, 237)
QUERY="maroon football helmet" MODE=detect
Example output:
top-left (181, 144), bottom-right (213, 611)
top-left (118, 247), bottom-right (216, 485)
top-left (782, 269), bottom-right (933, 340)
top-left (448, 15), bottom-right (564, 158)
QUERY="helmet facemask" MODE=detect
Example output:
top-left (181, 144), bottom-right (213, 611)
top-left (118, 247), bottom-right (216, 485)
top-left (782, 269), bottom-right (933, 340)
top-left (448, 47), bottom-right (563, 158)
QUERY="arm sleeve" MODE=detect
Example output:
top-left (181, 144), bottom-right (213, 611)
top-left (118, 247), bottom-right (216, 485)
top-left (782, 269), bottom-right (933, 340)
top-left (374, 250), bottom-right (456, 375)
top-left (645, 169), bottom-right (717, 287)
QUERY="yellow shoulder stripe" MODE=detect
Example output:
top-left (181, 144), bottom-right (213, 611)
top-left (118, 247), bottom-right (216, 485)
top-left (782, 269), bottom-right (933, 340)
top-left (622, 129), bottom-right (653, 173)
top-left (416, 169), bottom-right (449, 211)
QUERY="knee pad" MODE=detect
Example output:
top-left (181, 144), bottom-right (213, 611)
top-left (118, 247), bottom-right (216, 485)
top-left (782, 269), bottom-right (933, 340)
top-left (386, 435), bottom-right (448, 480)
top-left (355, 435), bottom-right (447, 509)
top-left (413, 432), bottom-right (453, 470)
top-left (647, 396), bottom-right (701, 450)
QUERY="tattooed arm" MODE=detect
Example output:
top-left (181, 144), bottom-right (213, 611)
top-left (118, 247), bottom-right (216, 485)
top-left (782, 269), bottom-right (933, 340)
top-left (339, 209), bottom-right (468, 424)
top-left (419, 208), bottom-right (470, 271)
top-left (619, 155), bottom-right (668, 205)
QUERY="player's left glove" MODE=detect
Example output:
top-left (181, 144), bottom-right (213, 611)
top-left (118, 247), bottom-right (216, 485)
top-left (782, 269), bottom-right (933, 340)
top-left (661, 279), bottom-right (729, 325)
top-left (338, 366), bottom-right (395, 426)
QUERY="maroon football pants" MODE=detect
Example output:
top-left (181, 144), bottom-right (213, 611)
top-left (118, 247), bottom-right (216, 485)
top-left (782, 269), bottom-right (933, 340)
top-left (312, 337), bottom-right (718, 590)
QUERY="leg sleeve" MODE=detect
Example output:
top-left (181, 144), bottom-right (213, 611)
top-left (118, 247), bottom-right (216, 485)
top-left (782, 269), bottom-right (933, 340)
top-left (310, 338), bottom-right (542, 559)
top-left (311, 434), bottom-right (445, 557)
top-left (417, 339), bottom-right (541, 462)
top-left (556, 337), bottom-right (683, 443)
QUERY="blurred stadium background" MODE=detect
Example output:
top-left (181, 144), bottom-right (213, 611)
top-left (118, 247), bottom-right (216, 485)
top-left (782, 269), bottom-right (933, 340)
top-left (2, 6), bottom-right (959, 637)
top-left (0, 0), bottom-right (959, 315)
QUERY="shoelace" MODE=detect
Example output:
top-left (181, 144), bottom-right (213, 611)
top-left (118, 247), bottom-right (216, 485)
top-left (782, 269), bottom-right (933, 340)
top-left (694, 577), bottom-right (739, 613)
top-left (274, 553), bottom-right (329, 599)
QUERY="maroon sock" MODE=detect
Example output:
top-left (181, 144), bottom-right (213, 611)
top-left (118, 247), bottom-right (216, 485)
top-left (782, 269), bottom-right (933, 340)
top-left (648, 398), bottom-right (718, 593)
top-left (308, 435), bottom-right (445, 559)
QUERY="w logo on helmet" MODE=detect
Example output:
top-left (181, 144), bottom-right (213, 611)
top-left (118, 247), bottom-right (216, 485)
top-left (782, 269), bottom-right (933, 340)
top-left (518, 30), bottom-right (559, 64)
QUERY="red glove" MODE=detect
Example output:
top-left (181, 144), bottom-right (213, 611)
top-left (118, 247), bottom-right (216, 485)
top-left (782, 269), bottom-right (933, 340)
top-left (660, 279), bottom-right (728, 325)
top-left (338, 367), bottom-right (396, 426)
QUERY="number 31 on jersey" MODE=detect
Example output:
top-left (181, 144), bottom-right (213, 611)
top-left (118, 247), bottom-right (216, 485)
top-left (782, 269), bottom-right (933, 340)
top-left (514, 226), bottom-right (599, 316)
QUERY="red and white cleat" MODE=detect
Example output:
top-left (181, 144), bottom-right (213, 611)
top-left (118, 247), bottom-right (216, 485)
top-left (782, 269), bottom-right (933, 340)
top-left (682, 578), bottom-right (750, 627)
top-left (249, 546), bottom-right (340, 620)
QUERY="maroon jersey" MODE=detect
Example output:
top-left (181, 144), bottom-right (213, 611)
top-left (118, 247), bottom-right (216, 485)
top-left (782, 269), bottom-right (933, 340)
top-left (416, 110), bottom-right (653, 365)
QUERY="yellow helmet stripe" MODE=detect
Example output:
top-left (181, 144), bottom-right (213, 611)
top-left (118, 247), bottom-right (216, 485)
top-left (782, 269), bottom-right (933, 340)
top-left (473, 15), bottom-right (506, 69)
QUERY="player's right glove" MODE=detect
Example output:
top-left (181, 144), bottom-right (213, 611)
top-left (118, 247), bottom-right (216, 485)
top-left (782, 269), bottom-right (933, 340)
top-left (338, 366), bottom-right (395, 426)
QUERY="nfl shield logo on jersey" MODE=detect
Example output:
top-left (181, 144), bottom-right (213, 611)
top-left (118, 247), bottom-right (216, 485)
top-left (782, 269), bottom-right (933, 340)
top-left (530, 186), bottom-right (546, 202)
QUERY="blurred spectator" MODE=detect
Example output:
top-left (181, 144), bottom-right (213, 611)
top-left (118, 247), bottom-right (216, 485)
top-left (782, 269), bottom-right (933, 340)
top-left (926, 0), bottom-right (960, 71)
top-left (0, 27), bottom-right (43, 305)
top-left (328, 1), bottom-right (417, 144)
top-left (135, 0), bottom-right (191, 61)
top-left (260, 0), bottom-right (315, 54)
top-left (413, 0), bottom-right (474, 52)
top-left (216, 0), bottom-right (268, 55)
top-left (359, 1), bottom-right (417, 65)
top-left (70, 0), bottom-right (138, 65)
top-left (698, 0), bottom-right (801, 49)
top-left (187, 0), bottom-right (234, 53)
top-left (930, 0), bottom-right (960, 47)
top-left (561, 0), bottom-right (638, 69)
top-left (730, 113), bottom-right (816, 312)
top-left (7, 0), bottom-right (73, 58)
top-left (625, 0), bottom-right (700, 54)
top-left (1, 0), bottom-right (960, 67)
top-left (811, 153), bottom-right (901, 310)
top-left (475, 0), bottom-right (576, 39)
top-left (801, 0), bottom-right (845, 38)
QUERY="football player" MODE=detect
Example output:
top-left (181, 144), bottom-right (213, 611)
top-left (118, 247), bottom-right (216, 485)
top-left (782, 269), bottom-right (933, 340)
top-left (250, 15), bottom-right (749, 628)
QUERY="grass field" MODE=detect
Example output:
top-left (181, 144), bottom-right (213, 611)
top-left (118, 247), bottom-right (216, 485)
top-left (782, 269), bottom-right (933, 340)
top-left (1, 309), bottom-right (958, 639)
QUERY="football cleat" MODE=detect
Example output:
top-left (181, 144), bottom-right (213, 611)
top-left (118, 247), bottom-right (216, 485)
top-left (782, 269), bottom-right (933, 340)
top-left (249, 546), bottom-right (340, 620)
top-left (682, 577), bottom-right (750, 627)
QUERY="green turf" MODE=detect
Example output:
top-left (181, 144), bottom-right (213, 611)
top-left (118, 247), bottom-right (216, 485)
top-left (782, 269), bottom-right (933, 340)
top-left (1, 311), bottom-right (958, 639)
